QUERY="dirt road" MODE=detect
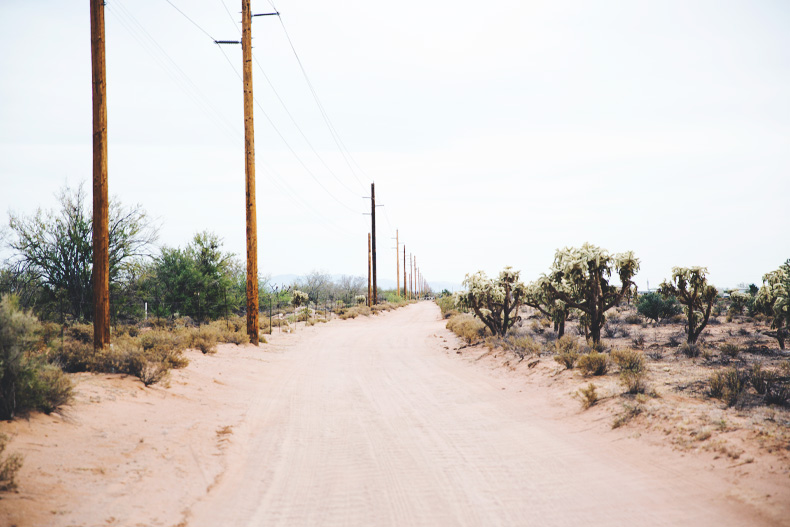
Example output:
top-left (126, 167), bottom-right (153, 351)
top-left (2, 302), bottom-right (783, 526)
top-left (186, 303), bottom-right (771, 526)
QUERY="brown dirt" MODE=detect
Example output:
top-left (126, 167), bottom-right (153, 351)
top-left (1, 302), bottom-right (788, 526)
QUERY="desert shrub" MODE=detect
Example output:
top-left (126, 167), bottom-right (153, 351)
top-left (764, 383), bottom-right (790, 406)
top-left (679, 341), bottom-right (700, 358)
top-left (553, 335), bottom-right (581, 369)
top-left (611, 348), bottom-right (645, 374)
top-left (18, 362), bottom-right (73, 413)
top-left (577, 351), bottom-right (609, 376)
top-left (191, 331), bottom-right (218, 354)
top-left (749, 363), bottom-right (777, 395)
top-left (206, 321), bottom-right (248, 345)
top-left (446, 314), bottom-right (488, 344)
top-left (624, 314), bottom-right (642, 325)
top-left (554, 351), bottom-right (578, 369)
top-left (667, 334), bottom-right (681, 348)
top-left (435, 296), bottom-right (456, 317)
top-left (0, 295), bottom-right (74, 419)
top-left (65, 323), bottom-right (94, 344)
top-left (603, 323), bottom-right (619, 339)
top-left (0, 434), bottom-right (23, 491)
top-left (614, 349), bottom-right (648, 395)
top-left (499, 334), bottom-right (541, 360)
top-left (720, 342), bottom-right (740, 359)
top-left (339, 305), bottom-right (371, 320)
top-left (620, 371), bottom-right (647, 394)
top-left (709, 368), bottom-right (746, 407)
top-left (612, 403), bottom-right (642, 429)
top-left (631, 334), bottom-right (645, 348)
top-left (578, 383), bottom-right (599, 409)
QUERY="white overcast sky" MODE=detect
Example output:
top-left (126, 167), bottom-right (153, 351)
top-left (1, 0), bottom-right (788, 291)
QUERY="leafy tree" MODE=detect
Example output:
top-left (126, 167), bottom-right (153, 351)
top-left (523, 281), bottom-right (568, 337)
top-left (145, 232), bottom-right (238, 321)
top-left (537, 243), bottom-right (639, 345)
top-left (755, 261), bottom-right (790, 349)
top-left (6, 183), bottom-right (156, 321)
top-left (458, 267), bottom-right (526, 336)
top-left (637, 292), bottom-right (681, 323)
top-left (659, 267), bottom-right (718, 345)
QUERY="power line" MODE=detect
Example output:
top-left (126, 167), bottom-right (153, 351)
top-left (217, 44), bottom-right (362, 215)
top-left (251, 54), bottom-right (361, 197)
top-left (268, 6), bottom-right (369, 191)
top-left (164, 0), bottom-right (216, 41)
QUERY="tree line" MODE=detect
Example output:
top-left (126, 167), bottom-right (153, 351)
top-left (1, 183), bottom-right (373, 325)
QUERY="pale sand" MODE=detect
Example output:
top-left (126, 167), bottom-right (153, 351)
top-left (1, 302), bottom-right (787, 526)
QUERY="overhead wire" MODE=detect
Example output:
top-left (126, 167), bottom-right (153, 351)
top-left (215, 47), bottom-right (361, 215)
top-left (265, 0), bottom-right (369, 191)
top-left (153, 0), bottom-right (359, 235)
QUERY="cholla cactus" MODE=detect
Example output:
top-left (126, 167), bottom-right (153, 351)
top-left (458, 266), bottom-right (526, 336)
top-left (291, 290), bottom-right (309, 308)
top-left (524, 280), bottom-right (568, 338)
top-left (727, 290), bottom-right (750, 315)
top-left (354, 294), bottom-right (367, 305)
top-left (659, 266), bottom-right (718, 345)
top-left (539, 243), bottom-right (639, 345)
top-left (755, 261), bottom-right (790, 349)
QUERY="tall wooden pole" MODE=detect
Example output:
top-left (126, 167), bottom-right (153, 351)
top-left (370, 183), bottom-right (377, 305)
top-left (242, 0), bottom-right (259, 345)
top-left (90, 0), bottom-right (110, 351)
top-left (410, 253), bottom-right (413, 300)
top-left (395, 229), bottom-right (400, 299)
top-left (403, 245), bottom-right (407, 300)
top-left (367, 233), bottom-right (372, 307)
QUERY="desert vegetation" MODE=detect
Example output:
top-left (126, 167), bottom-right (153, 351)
top-left (440, 246), bottom-right (790, 453)
top-left (0, 183), bottom-right (416, 428)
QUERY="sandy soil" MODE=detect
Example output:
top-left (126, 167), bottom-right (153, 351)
top-left (1, 302), bottom-right (788, 526)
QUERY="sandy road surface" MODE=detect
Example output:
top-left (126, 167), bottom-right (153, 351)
top-left (186, 303), bottom-right (774, 527)
top-left (1, 302), bottom-right (784, 526)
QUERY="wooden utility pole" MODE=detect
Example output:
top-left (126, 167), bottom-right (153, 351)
top-left (367, 233), bottom-right (372, 307)
top-left (410, 253), bottom-right (413, 300)
top-left (90, 0), bottom-right (110, 351)
top-left (370, 183), bottom-right (377, 305)
top-left (242, 0), bottom-right (259, 345)
top-left (403, 245), bottom-right (407, 300)
top-left (395, 229), bottom-right (400, 299)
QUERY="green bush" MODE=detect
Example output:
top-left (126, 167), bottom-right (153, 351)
top-left (637, 293), bottom-right (681, 323)
top-left (0, 434), bottom-right (23, 491)
top-left (500, 334), bottom-right (541, 360)
top-left (553, 336), bottom-right (581, 369)
top-left (446, 314), bottom-right (488, 344)
top-left (709, 368), bottom-right (746, 407)
top-left (0, 295), bottom-right (74, 419)
top-left (611, 348), bottom-right (645, 374)
top-left (577, 351), bottom-right (609, 376)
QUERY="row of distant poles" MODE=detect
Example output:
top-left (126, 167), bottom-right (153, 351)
top-left (89, 0), bottom-right (428, 351)
top-left (89, 0), bottom-right (265, 349)
top-left (364, 184), bottom-right (427, 307)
